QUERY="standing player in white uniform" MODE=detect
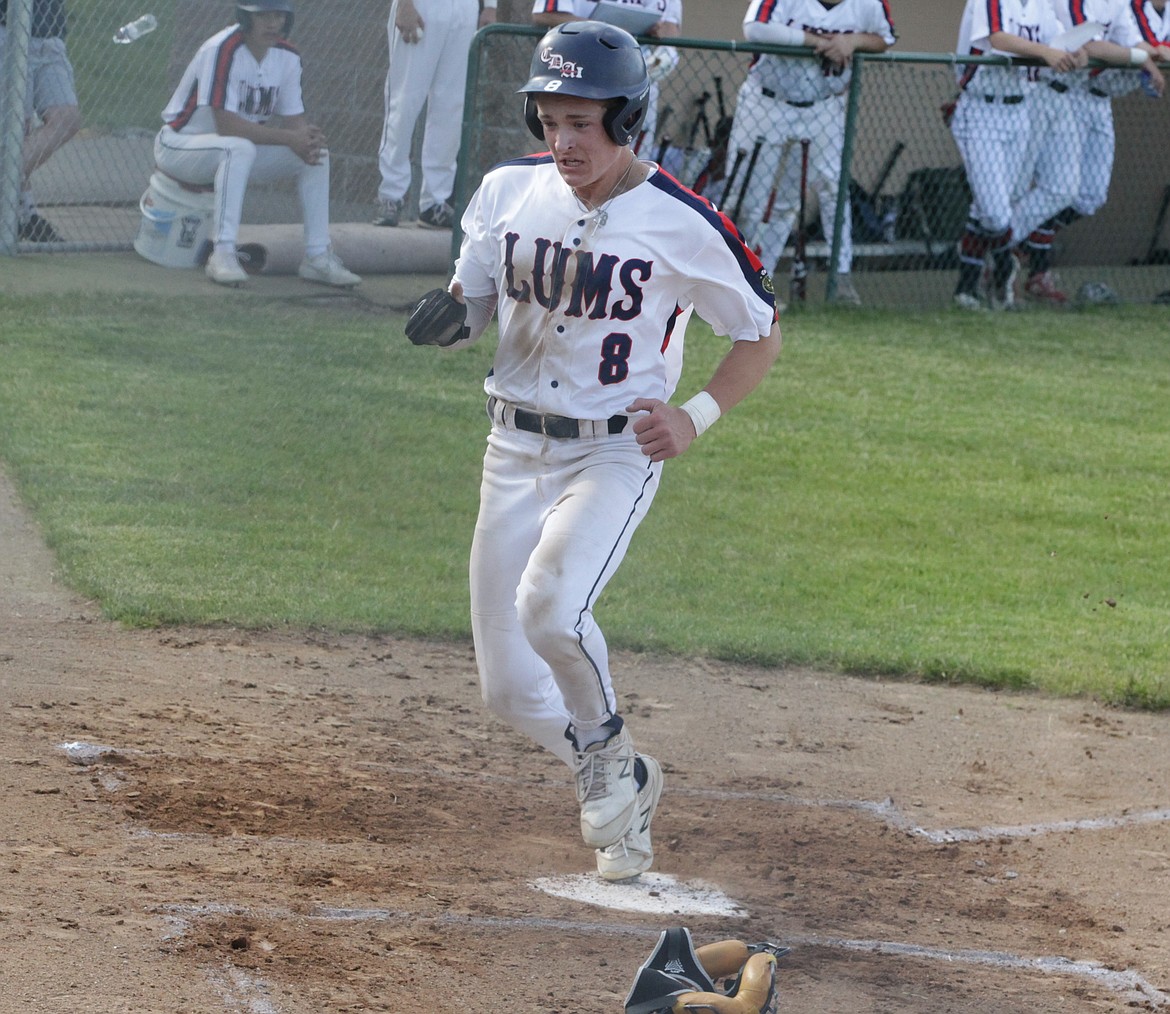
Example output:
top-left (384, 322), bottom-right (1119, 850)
top-left (950, 0), bottom-right (1086, 310)
top-left (156, 0), bottom-right (359, 288)
top-left (1010, 0), bottom-right (1164, 304)
top-left (374, 0), bottom-right (497, 230)
top-left (724, 0), bottom-right (896, 307)
top-left (412, 22), bottom-right (779, 881)
top-left (531, 0), bottom-right (682, 153)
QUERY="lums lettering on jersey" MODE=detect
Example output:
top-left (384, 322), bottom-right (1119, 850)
top-left (503, 232), bottom-right (652, 319)
top-left (235, 83), bottom-right (279, 118)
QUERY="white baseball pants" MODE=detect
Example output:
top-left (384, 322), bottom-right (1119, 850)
top-left (470, 422), bottom-right (660, 768)
top-left (1070, 89), bottom-right (1115, 218)
top-left (154, 126), bottom-right (332, 251)
top-left (377, 0), bottom-right (477, 208)
top-left (950, 91), bottom-right (1031, 236)
top-left (726, 82), bottom-right (852, 275)
top-left (1011, 83), bottom-right (1080, 244)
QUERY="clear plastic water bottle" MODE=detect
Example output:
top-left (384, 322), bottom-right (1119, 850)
top-left (113, 13), bottom-right (158, 44)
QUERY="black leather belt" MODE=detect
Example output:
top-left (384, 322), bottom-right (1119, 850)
top-left (487, 396), bottom-right (628, 439)
top-left (1090, 87), bottom-right (1108, 97)
top-left (1048, 80), bottom-right (1069, 93)
top-left (761, 87), bottom-right (816, 107)
top-left (983, 94), bottom-right (1025, 104)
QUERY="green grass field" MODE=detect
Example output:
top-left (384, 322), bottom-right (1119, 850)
top-left (2, 290), bottom-right (1169, 709)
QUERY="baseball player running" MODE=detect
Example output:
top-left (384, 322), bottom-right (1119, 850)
top-left (1010, 0), bottom-right (1165, 304)
top-left (406, 21), bottom-right (780, 880)
top-left (156, 0), bottom-right (359, 288)
top-left (951, 0), bottom-right (1086, 310)
top-left (531, 0), bottom-right (682, 153)
top-left (725, 0), bottom-right (896, 307)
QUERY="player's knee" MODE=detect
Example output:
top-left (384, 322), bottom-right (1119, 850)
top-left (516, 580), bottom-right (578, 666)
top-left (42, 104), bottom-right (81, 146)
top-left (221, 136), bottom-right (258, 165)
top-left (478, 677), bottom-right (517, 723)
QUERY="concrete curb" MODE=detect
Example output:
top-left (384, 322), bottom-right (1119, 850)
top-left (236, 221), bottom-right (454, 276)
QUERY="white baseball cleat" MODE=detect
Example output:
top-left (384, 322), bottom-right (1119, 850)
top-left (596, 753), bottom-right (663, 881)
top-left (573, 726), bottom-right (638, 849)
top-left (205, 248), bottom-right (248, 287)
top-left (298, 248), bottom-right (361, 288)
top-left (953, 291), bottom-right (983, 311)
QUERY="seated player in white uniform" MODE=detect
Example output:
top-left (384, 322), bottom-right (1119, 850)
top-left (154, 0), bottom-right (359, 288)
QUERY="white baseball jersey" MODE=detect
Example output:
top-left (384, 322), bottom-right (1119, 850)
top-left (956, 0), bottom-right (1062, 95)
top-left (1128, 0), bottom-right (1170, 42)
top-left (1090, 0), bottom-right (1160, 94)
top-left (162, 24), bottom-right (304, 134)
top-left (455, 156), bottom-right (775, 420)
top-left (742, 0), bottom-right (896, 102)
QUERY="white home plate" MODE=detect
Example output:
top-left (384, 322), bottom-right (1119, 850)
top-left (531, 872), bottom-right (747, 917)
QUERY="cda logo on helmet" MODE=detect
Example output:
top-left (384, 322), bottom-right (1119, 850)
top-left (541, 48), bottom-right (585, 79)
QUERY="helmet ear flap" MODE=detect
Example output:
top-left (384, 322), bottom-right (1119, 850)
top-left (603, 96), bottom-right (648, 147)
top-left (523, 94), bottom-right (544, 142)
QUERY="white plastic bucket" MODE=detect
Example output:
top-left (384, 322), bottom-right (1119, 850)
top-left (133, 172), bottom-right (215, 268)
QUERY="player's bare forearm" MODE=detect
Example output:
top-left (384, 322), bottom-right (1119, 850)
top-left (989, 31), bottom-right (1086, 72)
top-left (212, 110), bottom-right (326, 163)
top-left (702, 324), bottom-right (782, 417)
top-left (627, 323), bottom-right (782, 462)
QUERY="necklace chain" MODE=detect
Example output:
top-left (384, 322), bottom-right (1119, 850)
top-left (574, 156), bottom-right (639, 229)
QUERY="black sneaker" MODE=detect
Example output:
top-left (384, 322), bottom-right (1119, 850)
top-left (372, 199), bottom-right (402, 227)
top-left (19, 213), bottom-right (63, 242)
top-left (417, 201), bottom-right (455, 230)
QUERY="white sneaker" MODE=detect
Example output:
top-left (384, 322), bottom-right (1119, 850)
top-left (953, 291), bottom-right (983, 311)
top-left (596, 754), bottom-right (663, 881)
top-left (298, 248), bottom-right (361, 288)
top-left (573, 726), bottom-right (638, 849)
top-left (205, 248), bottom-right (248, 287)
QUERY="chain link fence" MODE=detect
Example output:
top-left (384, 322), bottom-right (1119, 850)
top-left (5, 11), bottom-right (1170, 311)
top-left (459, 28), bottom-right (1170, 309)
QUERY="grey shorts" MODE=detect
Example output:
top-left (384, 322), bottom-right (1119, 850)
top-left (0, 27), bottom-right (78, 119)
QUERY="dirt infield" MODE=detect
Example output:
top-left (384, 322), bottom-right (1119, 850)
top-left (3, 459), bottom-right (1170, 1014)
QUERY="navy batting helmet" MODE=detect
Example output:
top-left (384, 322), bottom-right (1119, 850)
top-left (519, 21), bottom-right (650, 147)
top-left (238, 0), bottom-right (294, 35)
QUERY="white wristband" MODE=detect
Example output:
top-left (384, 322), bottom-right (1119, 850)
top-left (681, 391), bottom-right (722, 438)
top-left (1131, 46), bottom-right (1147, 66)
top-left (482, 0), bottom-right (497, 7)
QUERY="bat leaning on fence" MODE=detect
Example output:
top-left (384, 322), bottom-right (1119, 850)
top-left (790, 138), bottom-right (810, 306)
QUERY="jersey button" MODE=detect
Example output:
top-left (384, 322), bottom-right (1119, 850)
top-left (551, 380), bottom-right (559, 388)
top-left (557, 325), bottom-right (565, 333)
